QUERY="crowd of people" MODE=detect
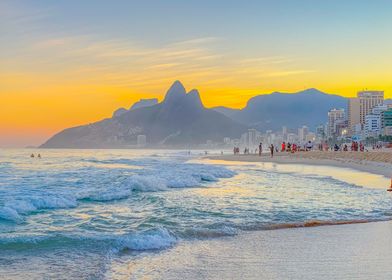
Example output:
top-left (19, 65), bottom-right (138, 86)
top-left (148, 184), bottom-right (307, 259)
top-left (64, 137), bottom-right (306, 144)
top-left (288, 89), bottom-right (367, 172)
top-left (233, 141), bottom-right (314, 157)
top-left (316, 141), bottom-right (368, 152)
top-left (233, 139), bottom-right (379, 157)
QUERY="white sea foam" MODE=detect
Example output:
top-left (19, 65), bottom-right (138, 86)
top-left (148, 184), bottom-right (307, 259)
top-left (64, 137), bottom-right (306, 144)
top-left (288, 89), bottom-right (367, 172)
top-left (86, 190), bottom-right (132, 202)
top-left (28, 196), bottom-right (78, 209)
top-left (115, 228), bottom-right (177, 251)
top-left (0, 195), bottom-right (78, 223)
top-left (0, 159), bottom-right (236, 223)
top-left (74, 164), bottom-right (235, 203)
top-left (128, 175), bottom-right (169, 191)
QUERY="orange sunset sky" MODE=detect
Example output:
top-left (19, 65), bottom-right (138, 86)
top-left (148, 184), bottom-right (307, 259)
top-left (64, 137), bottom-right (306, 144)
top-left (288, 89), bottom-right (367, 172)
top-left (1, 0), bottom-right (392, 147)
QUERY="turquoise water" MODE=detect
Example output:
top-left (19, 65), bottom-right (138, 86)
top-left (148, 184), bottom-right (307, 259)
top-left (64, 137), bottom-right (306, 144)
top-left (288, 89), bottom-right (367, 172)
top-left (0, 149), bottom-right (391, 279)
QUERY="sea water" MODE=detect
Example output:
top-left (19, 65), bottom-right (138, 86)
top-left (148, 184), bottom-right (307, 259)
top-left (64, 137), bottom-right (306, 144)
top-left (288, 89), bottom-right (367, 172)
top-left (0, 149), bottom-right (391, 279)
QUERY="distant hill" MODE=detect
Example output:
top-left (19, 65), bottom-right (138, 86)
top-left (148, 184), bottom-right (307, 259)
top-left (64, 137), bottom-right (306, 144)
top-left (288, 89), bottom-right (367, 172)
top-left (112, 98), bottom-right (158, 118)
top-left (214, 88), bottom-right (347, 131)
top-left (129, 98), bottom-right (158, 110)
top-left (41, 81), bottom-right (247, 148)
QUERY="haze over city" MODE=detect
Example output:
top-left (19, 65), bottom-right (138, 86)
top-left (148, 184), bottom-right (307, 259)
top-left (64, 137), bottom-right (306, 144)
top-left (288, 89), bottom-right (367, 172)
top-left (2, 0), bottom-right (392, 147)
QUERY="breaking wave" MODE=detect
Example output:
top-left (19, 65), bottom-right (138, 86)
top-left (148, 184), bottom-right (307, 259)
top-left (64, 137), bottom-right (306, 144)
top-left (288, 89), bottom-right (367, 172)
top-left (0, 162), bottom-right (236, 222)
top-left (0, 196), bottom-right (77, 223)
top-left (0, 227), bottom-right (177, 253)
top-left (114, 228), bottom-right (177, 251)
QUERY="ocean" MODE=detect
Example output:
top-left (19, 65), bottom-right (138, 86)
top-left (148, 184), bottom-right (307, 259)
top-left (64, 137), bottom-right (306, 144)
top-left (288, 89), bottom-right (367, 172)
top-left (0, 149), bottom-right (391, 279)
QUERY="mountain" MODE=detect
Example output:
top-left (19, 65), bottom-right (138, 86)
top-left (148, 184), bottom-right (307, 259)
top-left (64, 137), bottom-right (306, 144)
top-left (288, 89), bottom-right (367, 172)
top-left (129, 98), bottom-right (158, 110)
top-left (112, 98), bottom-right (159, 118)
top-left (214, 88), bottom-right (347, 131)
top-left (41, 81), bottom-right (247, 148)
top-left (112, 108), bottom-right (128, 118)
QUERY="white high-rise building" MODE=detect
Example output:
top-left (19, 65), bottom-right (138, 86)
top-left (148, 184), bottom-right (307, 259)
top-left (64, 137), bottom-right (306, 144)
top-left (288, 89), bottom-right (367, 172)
top-left (287, 133), bottom-right (295, 143)
top-left (298, 126), bottom-right (309, 142)
top-left (358, 90), bottom-right (384, 126)
top-left (327, 108), bottom-right (345, 138)
top-left (282, 126), bottom-right (288, 141)
top-left (364, 104), bottom-right (388, 137)
top-left (223, 137), bottom-right (231, 145)
top-left (316, 124), bottom-right (326, 140)
top-left (305, 132), bottom-right (316, 142)
top-left (247, 129), bottom-right (258, 147)
top-left (137, 135), bottom-right (147, 147)
top-left (348, 91), bottom-right (384, 135)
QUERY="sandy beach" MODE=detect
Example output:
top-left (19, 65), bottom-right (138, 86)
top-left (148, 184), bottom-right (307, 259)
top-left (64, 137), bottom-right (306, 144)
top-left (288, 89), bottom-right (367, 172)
top-left (107, 221), bottom-right (392, 279)
top-left (208, 150), bottom-right (392, 178)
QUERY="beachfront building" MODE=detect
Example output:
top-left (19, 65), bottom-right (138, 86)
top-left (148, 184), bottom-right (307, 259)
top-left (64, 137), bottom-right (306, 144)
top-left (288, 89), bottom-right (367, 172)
top-left (298, 126), bottom-right (308, 143)
top-left (316, 124), bottom-right (326, 140)
top-left (348, 98), bottom-right (360, 136)
top-left (248, 129), bottom-right (258, 147)
top-left (287, 133), bottom-right (298, 144)
top-left (382, 108), bottom-right (392, 136)
top-left (137, 135), bottom-right (147, 147)
top-left (240, 129), bottom-right (261, 148)
top-left (358, 90), bottom-right (384, 126)
top-left (365, 115), bottom-right (382, 137)
top-left (348, 91), bottom-right (384, 135)
top-left (364, 104), bottom-right (388, 137)
top-left (327, 108), bottom-right (345, 139)
top-left (282, 126), bottom-right (288, 141)
top-left (305, 132), bottom-right (316, 142)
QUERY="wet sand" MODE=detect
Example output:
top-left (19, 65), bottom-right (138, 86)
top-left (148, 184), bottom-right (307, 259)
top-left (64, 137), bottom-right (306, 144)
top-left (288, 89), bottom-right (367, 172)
top-left (207, 151), bottom-right (392, 178)
top-left (107, 221), bottom-right (392, 279)
top-left (105, 155), bottom-right (392, 279)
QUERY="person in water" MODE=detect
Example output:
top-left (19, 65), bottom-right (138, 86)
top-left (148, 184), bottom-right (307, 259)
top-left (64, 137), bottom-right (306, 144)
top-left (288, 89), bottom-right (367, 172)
top-left (30, 154), bottom-right (35, 158)
top-left (37, 154), bottom-right (41, 158)
top-left (259, 143), bottom-right (262, 156)
top-left (270, 144), bottom-right (274, 158)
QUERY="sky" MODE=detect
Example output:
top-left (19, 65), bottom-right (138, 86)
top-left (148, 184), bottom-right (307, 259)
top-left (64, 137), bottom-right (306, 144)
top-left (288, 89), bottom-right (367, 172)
top-left (1, 0), bottom-right (392, 147)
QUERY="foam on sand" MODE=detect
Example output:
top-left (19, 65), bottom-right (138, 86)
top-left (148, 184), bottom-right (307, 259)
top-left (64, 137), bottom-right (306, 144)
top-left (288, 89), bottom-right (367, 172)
top-left (115, 228), bottom-right (177, 251)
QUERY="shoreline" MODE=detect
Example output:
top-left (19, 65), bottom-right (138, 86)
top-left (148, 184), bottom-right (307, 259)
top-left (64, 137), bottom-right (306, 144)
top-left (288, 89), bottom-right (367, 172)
top-left (109, 220), bottom-right (392, 279)
top-left (207, 151), bottom-right (392, 178)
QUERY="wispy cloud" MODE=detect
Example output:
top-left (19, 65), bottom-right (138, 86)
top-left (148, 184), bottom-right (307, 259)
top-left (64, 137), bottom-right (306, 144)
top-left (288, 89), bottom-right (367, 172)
top-left (240, 56), bottom-right (294, 65)
top-left (266, 70), bottom-right (315, 77)
top-left (0, 1), bottom-right (50, 28)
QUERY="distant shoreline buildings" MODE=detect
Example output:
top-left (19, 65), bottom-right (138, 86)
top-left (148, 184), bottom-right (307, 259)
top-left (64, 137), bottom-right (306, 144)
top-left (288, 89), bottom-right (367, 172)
top-left (215, 89), bottom-right (392, 150)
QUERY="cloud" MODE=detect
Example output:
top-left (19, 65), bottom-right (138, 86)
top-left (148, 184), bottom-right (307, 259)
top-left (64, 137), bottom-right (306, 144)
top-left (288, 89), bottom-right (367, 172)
top-left (0, 1), bottom-right (50, 26)
top-left (168, 37), bottom-right (221, 47)
top-left (3, 20), bottom-right (316, 99)
top-left (146, 63), bottom-right (182, 69)
top-left (266, 70), bottom-right (315, 77)
top-left (33, 37), bottom-right (77, 48)
top-left (240, 56), bottom-right (294, 65)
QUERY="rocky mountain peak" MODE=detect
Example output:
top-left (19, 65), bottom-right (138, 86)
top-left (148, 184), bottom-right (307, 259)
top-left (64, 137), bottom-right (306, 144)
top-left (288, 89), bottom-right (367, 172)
top-left (163, 80), bottom-right (187, 104)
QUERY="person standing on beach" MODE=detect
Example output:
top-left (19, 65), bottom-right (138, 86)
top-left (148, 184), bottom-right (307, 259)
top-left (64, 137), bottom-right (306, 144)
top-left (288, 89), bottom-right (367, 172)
top-left (259, 143), bottom-right (262, 156)
top-left (270, 144), bottom-right (274, 158)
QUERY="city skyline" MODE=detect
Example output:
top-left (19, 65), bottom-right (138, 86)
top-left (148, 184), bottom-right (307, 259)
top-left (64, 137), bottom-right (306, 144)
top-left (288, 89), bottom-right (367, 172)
top-left (2, 0), bottom-right (392, 147)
